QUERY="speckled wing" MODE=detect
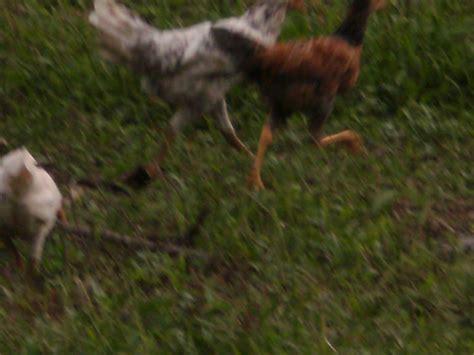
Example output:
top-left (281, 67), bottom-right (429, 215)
top-left (132, 22), bottom-right (221, 77)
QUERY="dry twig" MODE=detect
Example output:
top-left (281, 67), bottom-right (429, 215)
top-left (56, 210), bottom-right (210, 259)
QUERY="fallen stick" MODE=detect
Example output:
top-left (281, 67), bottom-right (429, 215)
top-left (56, 211), bottom-right (211, 260)
top-left (76, 177), bottom-right (131, 195)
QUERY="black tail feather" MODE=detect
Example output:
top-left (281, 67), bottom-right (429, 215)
top-left (333, 0), bottom-right (373, 46)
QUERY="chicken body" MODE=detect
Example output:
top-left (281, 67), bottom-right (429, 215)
top-left (249, 38), bottom-right (362, 120)
top-left (0, 148), bottom-right (63, 270)
top-left (212, 0), bottom-right (384, 189)
top-left (89, 0), bottom-right (303, 187)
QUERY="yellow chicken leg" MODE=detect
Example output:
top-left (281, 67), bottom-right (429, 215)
top-left (247, 121), bottom-right (273, 191)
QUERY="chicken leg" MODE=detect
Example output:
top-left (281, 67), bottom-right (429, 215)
top-left (248, 120), bottom-right (273, 191)
top-left (30, 222), bottom-right (56, 273)
top-left (215, 100), bottom-right (254, 158)
top-left (123, 108), bottom-right (194, 188)
top-left (2, 235), bottom-right (23, 269)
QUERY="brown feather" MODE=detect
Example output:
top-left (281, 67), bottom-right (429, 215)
top-left (255, 38), bottom-right (361, 90)
top-left (244, 37), bottom-right (361, 117)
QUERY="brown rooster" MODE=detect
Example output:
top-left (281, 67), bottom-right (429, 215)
top-left (212, 0), bottom-right (385, 190)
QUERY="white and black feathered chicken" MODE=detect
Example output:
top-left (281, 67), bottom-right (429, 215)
top-left (89, 0), bottom-right (305, 187)
top-left (0, 148), bottom-right (64, 272)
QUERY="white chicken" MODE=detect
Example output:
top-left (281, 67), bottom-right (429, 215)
top-left (89, 0), bottom-right (305, 187)
top-left (0, 148), bottom-right (63, 271)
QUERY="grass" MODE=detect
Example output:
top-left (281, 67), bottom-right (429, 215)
top-left (1, 0), bottom-right (473, 352)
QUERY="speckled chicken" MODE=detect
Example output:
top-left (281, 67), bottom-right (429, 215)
top-left (89, 0), bottom-right (304, 187)
top-left (0, 148), bottom-right (64, 271)
top-left (212, 0), bottom-right (384, 190)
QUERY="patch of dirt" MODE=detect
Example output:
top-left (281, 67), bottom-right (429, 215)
top-left (427, 199), bottom-right (473, 237)
top-left (392, 198), bottom-right (474, 252)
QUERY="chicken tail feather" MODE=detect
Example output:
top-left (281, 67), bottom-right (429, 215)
top-left (89, 0), bottom-right (149, 64)
top-left (333, 0), bottom-right (384, 46)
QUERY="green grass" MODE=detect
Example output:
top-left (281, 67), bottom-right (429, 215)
top-left (1, 0), bottom-right (473, 352)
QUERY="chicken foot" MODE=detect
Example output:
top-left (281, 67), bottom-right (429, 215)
top-left (313, 130), bottom-right (366, 154)
top-left (122, 108), bottom-right (194, 188)
top-left (123, 129), bottom-right (176, 188)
